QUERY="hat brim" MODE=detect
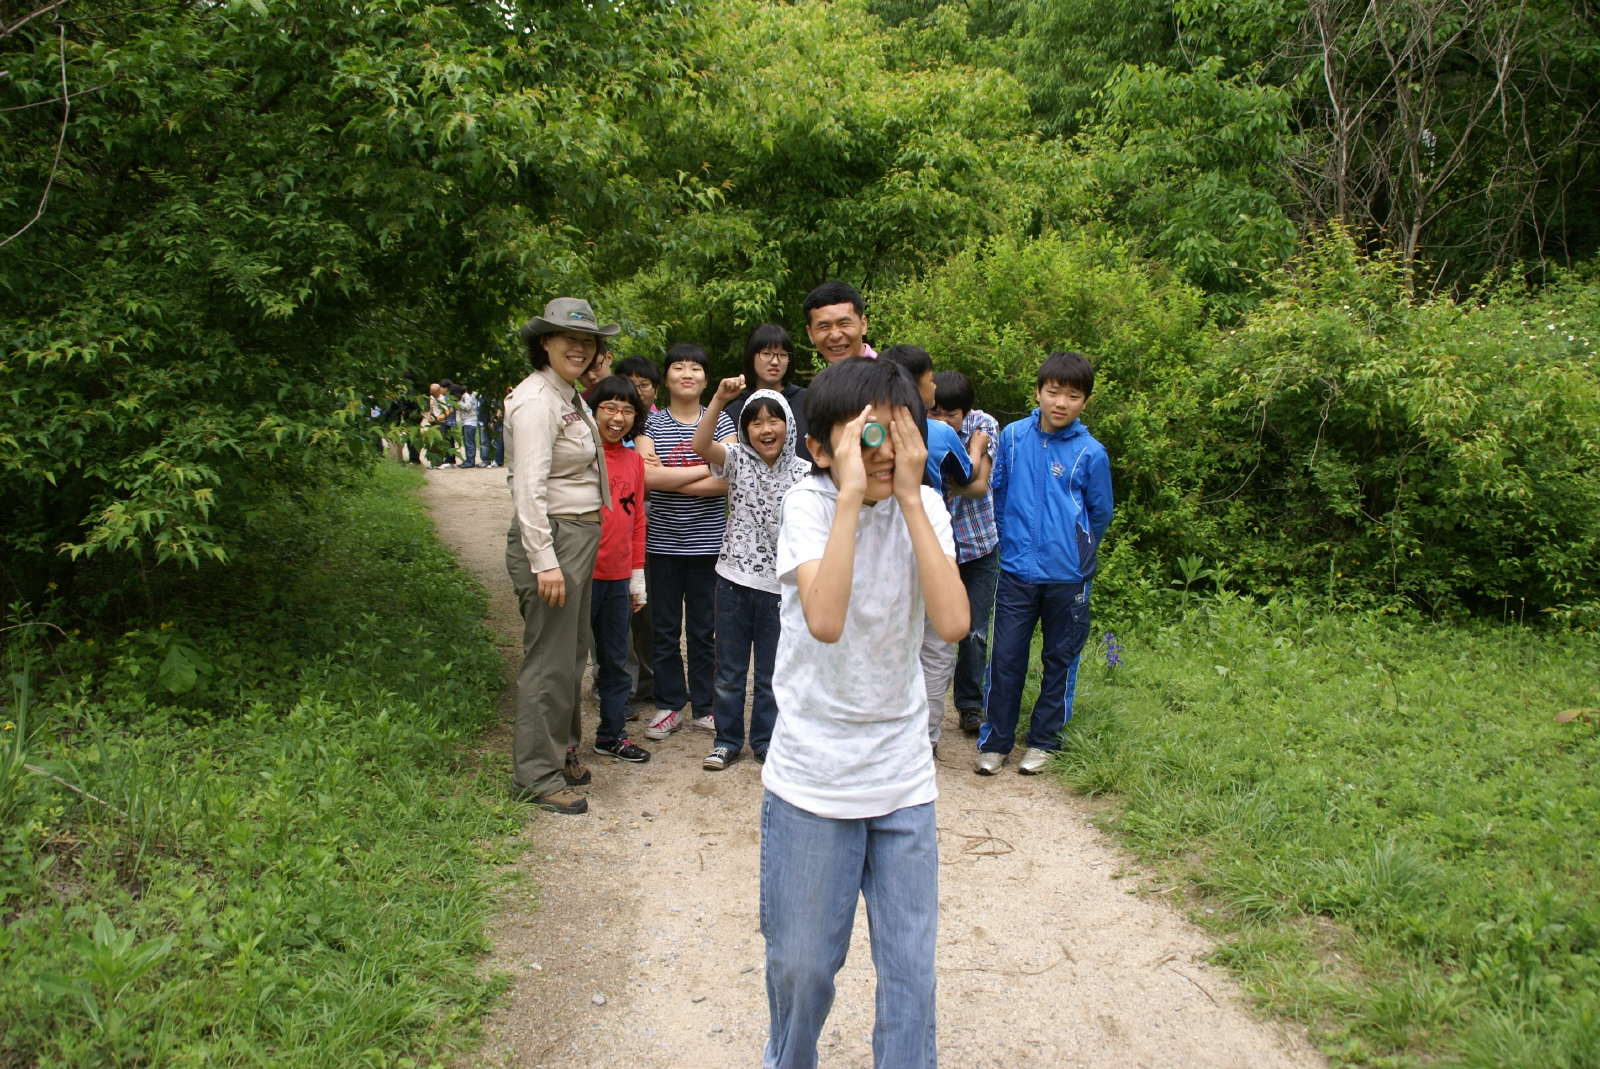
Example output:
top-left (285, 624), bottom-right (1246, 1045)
top-left (520, 317), bottom-right (621, 345)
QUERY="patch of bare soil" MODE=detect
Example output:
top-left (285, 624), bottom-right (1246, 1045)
top-left (419, 466), bottom-right (1326, 1069)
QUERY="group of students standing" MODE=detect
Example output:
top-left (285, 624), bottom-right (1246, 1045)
top-left (500, 282), bottom-right (1112, 1069)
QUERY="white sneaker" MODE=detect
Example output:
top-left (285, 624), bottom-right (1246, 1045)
top-left (643, 708), bottom-right (682, 740)
top-left (974, 752), bottom-right (1007, 775)
top-left (1018, 747), bottom-right (1053, 775)
top-left (689, 714), bottom-right (716, 734)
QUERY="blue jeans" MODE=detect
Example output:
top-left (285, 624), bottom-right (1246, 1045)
top-left (713, 576), bottom-right (780, 757)
top-left (953, 549), bottom-right (999, 711)
top-left (588, 577), bottom-right (632, 743)
top-left (648, 552), bottom-right (717, 717)
top-left (460, 424), bottom-right (480, 467)
top-left (978, 570), bottom-right (1090, 755)
top-left (760, 791), bottom-right (938, 1069)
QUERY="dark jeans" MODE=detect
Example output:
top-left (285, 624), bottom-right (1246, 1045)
top-left (589, 577), bottom-right (632, 744)
top-left (953, 549), bottom-right (1000, 711)
top-left (978, 570), bottom-right (1090, 755)
top-left (648, 552), bottom-right (718, 717)
top-left (712, 576), bottom-right (780, 758)
top-left (460, 424), bottom-right (480, 467)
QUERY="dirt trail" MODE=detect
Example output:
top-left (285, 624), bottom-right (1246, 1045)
top-left (421, 466), bottom-right (1324, 1069)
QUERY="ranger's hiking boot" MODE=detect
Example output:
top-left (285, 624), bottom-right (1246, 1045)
top-left (1017, 747), bottom-right (1053, 775)
top-left (564, 748), bottom-right (592, 786)
top-left (532, 788), bottom-right (588, 815)
top-left (974, 752), bottom-right (1007, 776)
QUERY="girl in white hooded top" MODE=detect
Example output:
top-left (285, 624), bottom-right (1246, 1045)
top-left (692, 376), bottom-right (811, 769)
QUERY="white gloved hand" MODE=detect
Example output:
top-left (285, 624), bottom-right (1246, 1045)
top-left (630, 568), bottom-right (647, 605)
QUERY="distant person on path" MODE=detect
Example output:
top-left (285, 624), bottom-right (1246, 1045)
top-left (802, 280), bottom-right (877, 364)
top-left (929, 370), bottom-right (1001, 735)
top-left (635, 344), bottom-right (734, 742)
top-left (761, 357), bottom-right (967, 1069)
top-left (722, 323), bottom-right (811, 463)
top-left (504, 297), bottom-right (617, 815)
top-left (691, 375), bottom-right (810, 770)
top-left (976, 351), bottom-right (1113, 776)
top-left (880, 345), bottom-right (987, 751)
top-left (587, 375), bottom-right (652, 765)
top-left (453, 384), bottom-right (482, 468)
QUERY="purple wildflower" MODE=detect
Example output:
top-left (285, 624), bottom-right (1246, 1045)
top-left (1104, 632), bottom-right (1123, 668)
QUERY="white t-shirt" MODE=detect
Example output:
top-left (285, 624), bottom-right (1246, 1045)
top-left (763, 475), bottom-right (955, 819)
top-left (456, 392), bottom-right (480, 427)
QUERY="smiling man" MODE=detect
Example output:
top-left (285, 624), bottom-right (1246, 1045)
top-left (802, 281), bottom-right (877, 364)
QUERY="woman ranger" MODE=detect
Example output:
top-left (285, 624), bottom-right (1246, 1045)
top-left (505, 297), bottom-right (618, 814)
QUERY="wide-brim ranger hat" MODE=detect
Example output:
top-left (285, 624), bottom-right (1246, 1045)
top-left (519, 297), bottom-right (621, 346)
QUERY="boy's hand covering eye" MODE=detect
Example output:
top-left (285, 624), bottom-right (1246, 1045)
top-left (716, 375), bottom-right (745, 402)
top-left (889, 406), bottom-right (927, 501)
top-left (832, 406), bottom-right (872, 498)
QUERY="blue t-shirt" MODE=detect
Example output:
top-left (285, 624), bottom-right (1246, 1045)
top-left (924, 418), bottom-right (972, 494)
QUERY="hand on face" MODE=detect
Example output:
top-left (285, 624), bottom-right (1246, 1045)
top-left (828, 405), bottom-right (873, 499)
top-left (888, 406), bottom-right (927, 502)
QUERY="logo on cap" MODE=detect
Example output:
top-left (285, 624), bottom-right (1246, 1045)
top-left (568, 310), bottom-right (594, 322)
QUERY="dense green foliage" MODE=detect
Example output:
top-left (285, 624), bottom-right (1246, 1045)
top-left (0, 465), bottom-right (520, 1065)
top-left (880, 228), bottom-right (1600, 619)
top-left (1056, 595), bottom-right (1600, 1066)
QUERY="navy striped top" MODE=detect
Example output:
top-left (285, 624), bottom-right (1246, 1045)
top-left (643, 407), bottom-right (736, 555)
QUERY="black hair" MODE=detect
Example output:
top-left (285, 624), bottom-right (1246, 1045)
top-left (741, 323), bottom-right (796, 387)
top-left (932, 370), bottom-right (975, 413)
top-left (614, 355), bottom-right (662, 385)
top-left (802, 357), bottom-right (927, 477)
top-left (664, 342), bottom-right (710, 372)
top-left (1037, 351), bottom-right (1095, 396)
top-left (587, 375), bottom-right (647, 440)
top-left (802, 280), bottom-right (864, 324)
top-left (738, 394), bottom-right (788, 438)
top-left (879, 344), bottom-right (933, 381)
top-left (527, 330), bottom-right (607, 373)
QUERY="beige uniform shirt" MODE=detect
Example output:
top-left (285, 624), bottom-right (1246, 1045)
top-left (506, 365), bottom-right (609, 573)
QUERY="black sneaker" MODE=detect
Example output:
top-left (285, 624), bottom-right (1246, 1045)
top-left (594, 737), bottom-right (651, 763)
top-left (564, 747), bottom-right (592, 786)
top-left (702, 746), bottom-right (734, 771)
top-left (753, 750), bottom-right (767, 765)
top-left (959, 709), bottom-right (985, 734)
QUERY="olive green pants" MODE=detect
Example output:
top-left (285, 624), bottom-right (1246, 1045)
top-left (507, 516), bottom-right (599, 798)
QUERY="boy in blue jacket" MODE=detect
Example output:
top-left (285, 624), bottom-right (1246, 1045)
top-left (976, 351), bottom-right (1113, 775)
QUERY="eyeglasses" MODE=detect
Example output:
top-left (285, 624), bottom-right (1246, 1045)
top-left (754, 348), bottom-right (789, 361)
top-left (595, 402), bottom-right (637, 418)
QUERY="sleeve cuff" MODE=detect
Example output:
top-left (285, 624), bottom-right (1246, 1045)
top-left (530, 548), bottom-right (560, 573)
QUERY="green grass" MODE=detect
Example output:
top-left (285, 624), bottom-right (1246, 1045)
top-left (1054, 593), bottom-right (1600, 1068)
top-left (1, 464), bottom-right (525, 1067)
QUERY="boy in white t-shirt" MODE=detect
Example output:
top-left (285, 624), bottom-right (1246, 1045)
top-left (762, 357), bottom-right (969, 1069)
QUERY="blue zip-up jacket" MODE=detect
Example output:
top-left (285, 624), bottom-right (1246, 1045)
top-left (991, 413), bottom-right (1113, 584)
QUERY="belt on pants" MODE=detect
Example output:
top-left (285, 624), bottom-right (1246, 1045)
top-left (549, 511), bottom-right (601, 523)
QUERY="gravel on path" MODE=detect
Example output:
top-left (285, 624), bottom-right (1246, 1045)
top-left (420, 466), bottom-right (1324, 1069)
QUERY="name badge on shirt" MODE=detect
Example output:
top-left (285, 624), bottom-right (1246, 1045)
top-left (562, 412), bottom-right (584, 426)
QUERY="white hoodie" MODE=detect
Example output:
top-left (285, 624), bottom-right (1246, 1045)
top-left (710, 388), bottom-right (811, 594)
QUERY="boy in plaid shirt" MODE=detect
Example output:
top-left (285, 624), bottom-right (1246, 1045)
top-left (930, 371), bottom-right (1000, 734)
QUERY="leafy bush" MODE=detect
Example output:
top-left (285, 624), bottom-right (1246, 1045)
top-left (1060, 595), bottom-right (1600, 1065)
top-left (0, 464), bottom-right (521, 1067)
top-left (879, 227), bottom-right (1600, 620)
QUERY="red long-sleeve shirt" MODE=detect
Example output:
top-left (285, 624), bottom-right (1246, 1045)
top-left (594, 442), bottom-right (647, 580)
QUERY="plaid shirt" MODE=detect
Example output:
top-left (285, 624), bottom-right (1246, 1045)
top-left (947, 409), bottom-right (1000, 563)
